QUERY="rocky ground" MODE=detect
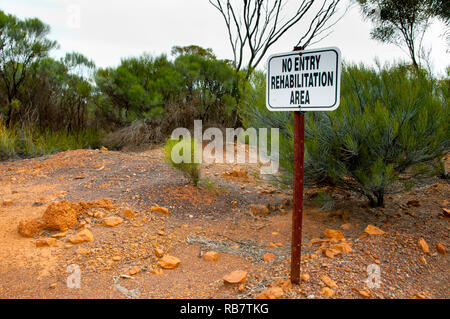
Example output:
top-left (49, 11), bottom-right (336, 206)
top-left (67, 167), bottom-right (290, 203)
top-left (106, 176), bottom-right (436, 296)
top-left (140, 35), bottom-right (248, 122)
top-left (0, 146), bottom-right (448, 299)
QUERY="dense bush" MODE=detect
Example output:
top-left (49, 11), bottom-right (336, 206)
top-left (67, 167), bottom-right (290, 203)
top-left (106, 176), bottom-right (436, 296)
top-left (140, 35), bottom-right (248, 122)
top-left (0, 119), bottom-right (102, 160)
top-left (240, 64), bottom-right (449, 207)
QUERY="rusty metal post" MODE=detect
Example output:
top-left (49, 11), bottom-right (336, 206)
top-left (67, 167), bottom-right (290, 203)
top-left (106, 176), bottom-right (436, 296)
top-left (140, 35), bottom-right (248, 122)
top-left (291, 110), bottom-right (305, 284)
top-left (291, 46), bottom-right (305, 285)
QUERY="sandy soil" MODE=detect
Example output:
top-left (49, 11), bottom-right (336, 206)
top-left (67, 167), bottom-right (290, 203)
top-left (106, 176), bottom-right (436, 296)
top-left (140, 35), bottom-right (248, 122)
top-left (0, 147), bottom-right (448, 299)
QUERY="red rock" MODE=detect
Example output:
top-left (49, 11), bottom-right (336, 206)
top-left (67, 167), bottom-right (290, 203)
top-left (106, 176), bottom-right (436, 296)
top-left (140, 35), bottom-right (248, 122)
top-left (42, 201), bottom-right (80, 231)
top-left (93, 210), bottom-right (105, 219)
top-left (323, 229), bottom-right (345, 240)
top-left (154, 247), bottom-right (164, 258)
top-left (358, 289), bottom-right (370, 298)
top-left (223, 270), bottom-right (248, 284)
top-left (151, 206), bottom-right (170, 215)
top-left (364, 225), bottom-right (385, 235)
top-left (331, 242), bottom-right (353, 254)
top-left (257, 287), bottom-right (283, 299)
top-left (122, 208), bottom-right (135, 219)
top-left (128, 266), bottom-right (141, 276)
top-left (36, 238), bottom-right (57, 247)
top-left (18, 219), bottom-right (45, 238)
top-left (442, 208), bottom-right (450, 218)
top-left (158, 255), bottom-right (180, 269)
top-left (320, 275), bottom-right (338, 289)
top-left (418, 238), bottom-right (430, 254)
top-left (204, 251), bottom-right (220, 261)
top-left (321, 287), bottom-right (335, 298)
top-left (2, 199), bottom-right (13, 206)
top-left (264, 253), bottom-right (276, 262)
top-left (67, 229), bottom-right (94, 244)
top-left (301, 273), bottom-right (311, 282)
top-left (102, 216), bottom-right (123, 227)
top-left (436, 243), bottom-right (446, 255)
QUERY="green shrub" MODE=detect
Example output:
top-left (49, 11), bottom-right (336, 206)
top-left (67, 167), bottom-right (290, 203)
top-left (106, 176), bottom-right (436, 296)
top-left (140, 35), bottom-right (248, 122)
top-left (240, 64), bottom-right (449, 207)
top-left (164, 137), bottom-right (201, 186)
top-left (0, 119), bottom-right (102, 160)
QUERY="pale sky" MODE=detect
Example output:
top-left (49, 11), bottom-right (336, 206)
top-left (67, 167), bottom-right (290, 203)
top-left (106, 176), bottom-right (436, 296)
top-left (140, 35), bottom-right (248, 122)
top-left (1, 0), bottom-right (448, 76)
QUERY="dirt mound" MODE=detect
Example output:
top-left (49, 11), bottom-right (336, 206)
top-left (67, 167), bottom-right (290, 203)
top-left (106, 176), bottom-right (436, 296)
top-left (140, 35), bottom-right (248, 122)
top-left (18, 199), bottom-right (115, 236)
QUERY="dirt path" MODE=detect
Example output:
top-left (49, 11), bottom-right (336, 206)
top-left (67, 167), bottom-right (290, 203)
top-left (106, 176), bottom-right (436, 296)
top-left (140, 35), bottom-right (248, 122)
top-left (0, 147), bottom-right (448, 299)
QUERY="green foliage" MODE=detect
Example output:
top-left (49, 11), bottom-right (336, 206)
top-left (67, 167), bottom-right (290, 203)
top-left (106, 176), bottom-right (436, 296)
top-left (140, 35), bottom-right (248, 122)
top-left (0, 119), bottom-right (102, 160)
top-left (0, 10), bottom-right (58, 124)
top-left (240, 63), bottom-right (449, 207)
top-left (164, 138), bottom-right (201, 186)
top-left (355, 0), bottom-right (442, 67)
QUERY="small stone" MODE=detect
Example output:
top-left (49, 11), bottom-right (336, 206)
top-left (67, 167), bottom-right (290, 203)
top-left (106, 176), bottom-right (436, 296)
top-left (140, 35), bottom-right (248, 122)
top-left (264, 253), bottom-right (276, 262)
top-left (2, 199), bottom-right (13, 206)
top-left (154, 247), bottom-right (164, 258)
top-left (417, 238), bottom-right (430, 254)
top-left (67, 229), bottom-right (94, 244)
top-left (320, 287), bottom-right (335, 298)
top-left (419, 256), bottom-right (427, 265)
top-left (257, 287), bottom-right (283, 299)
top-left (64, 244), bottom-right (73, 249)
top-left (331, 242), bottom-right (353, 254)
top-left (267, 242), bottom-right (277, 248)
top-left (238, 284), bottom-right (246, 292)
top-left (436, 243), bottom-right (446, 255)
top-left (93, 210), bottom-right (105, 219)
top-left (415, 293), bottom-right (427, 299)
top-left (51, 232), bottom-right (67, 238)
top-left (364, 225), bottom-right (385, 235)
top-left (152, 268), bottom-right (163, 275)
top-left (158, 255), bottom-right (180, 269)
top-left (151, 206), bottom-right (170, 215)
top-left (204, 251), bottom-right (220, 261)
top-left (49, 283), bottom-right (57, 289)
top-left (442, 208), bottom-right (450, 218)
top-left (18, 219), bottom-right (45, 238)
top-left (112, 256), bottom-right (122, 262)
top-left (102, 216), bottom-right (123, 227)
top-left (223, 270), bottom-right (248, 284)
top-left (36, 238), bottom-right (57, 247)
top-left (122, 208), bottom-right (135, 219)
top-left (320, 275), bottom-right (338, 289)
top-left (301, 273), bottom-right (311, 282)
top-left (323, 229), bottom-right (345, 240)
top-left (358, 289), bottom-right (370, 298)
top-left (128, 266), bottom-right (141, 276)
top-left (249, 204), bottom-right (270, 216)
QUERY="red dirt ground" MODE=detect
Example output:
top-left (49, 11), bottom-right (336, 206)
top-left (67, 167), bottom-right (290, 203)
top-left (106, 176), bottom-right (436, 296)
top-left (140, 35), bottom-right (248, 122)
top-left (0, 147), bottom-right (448, 299)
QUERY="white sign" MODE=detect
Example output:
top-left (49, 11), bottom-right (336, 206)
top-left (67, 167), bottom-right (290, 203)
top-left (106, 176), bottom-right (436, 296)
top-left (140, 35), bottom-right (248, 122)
top-left (266, 47), bottom-right (341, 111)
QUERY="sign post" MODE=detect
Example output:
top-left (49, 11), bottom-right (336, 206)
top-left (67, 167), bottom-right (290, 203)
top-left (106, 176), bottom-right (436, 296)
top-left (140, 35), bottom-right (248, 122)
top-left (266, 46), bottom-right (341, 284)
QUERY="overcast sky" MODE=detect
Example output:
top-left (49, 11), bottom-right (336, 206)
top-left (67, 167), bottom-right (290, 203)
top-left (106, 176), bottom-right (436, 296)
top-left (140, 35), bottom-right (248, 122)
top-left (1, 0), bottom-right (448, 76)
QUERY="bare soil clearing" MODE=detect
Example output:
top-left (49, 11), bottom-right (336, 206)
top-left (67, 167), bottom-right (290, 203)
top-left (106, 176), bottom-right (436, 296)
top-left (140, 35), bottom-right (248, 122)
top-left (0, 147), bottom-right (448, 299)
